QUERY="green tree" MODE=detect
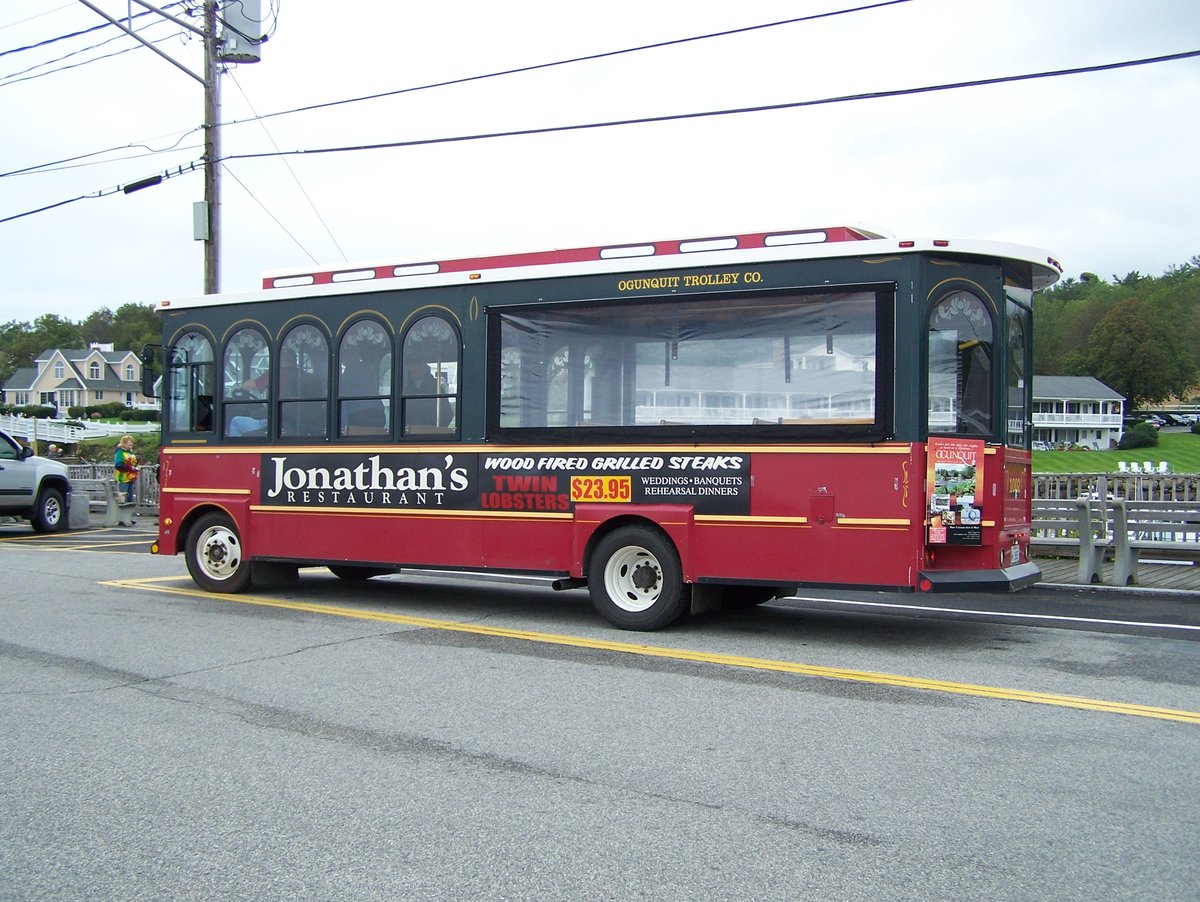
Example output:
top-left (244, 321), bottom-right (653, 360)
top-left (80, 307), bottom-right (116, 345)
top-left (0, 314), bottom-right (83, 386)
top-left (111, 303), bottom-right (160, 359)
top-left (1087, 298), bottom-right (1196, 407)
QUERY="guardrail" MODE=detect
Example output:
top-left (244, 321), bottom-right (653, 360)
top-left (69, 463), bottom-right (159, 514)
top-left (1034, 473), bottom-right (1199, 503)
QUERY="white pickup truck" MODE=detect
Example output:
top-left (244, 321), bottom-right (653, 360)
top-left (0, 429), bottom-right (71, 532)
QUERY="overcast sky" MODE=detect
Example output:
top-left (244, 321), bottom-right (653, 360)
top-left (2, 0), bottom-right (1198, 324)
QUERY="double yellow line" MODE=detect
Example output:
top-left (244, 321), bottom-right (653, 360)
top-left (104, 576), bottom-right (1200, 725)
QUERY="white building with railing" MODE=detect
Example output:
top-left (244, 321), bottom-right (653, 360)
top-left (1032, 375), bottom-right (1124, 450)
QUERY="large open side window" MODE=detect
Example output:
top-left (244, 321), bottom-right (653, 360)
top-left (166, 331), bottom-right (215, 434)
top-left (489, 286), bottom-right (892, 441)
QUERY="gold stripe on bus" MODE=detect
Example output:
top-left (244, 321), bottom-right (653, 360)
top-left (250, 505), bottom-right (573, 521)
top-left (163, 487), bottom-right (253, 495)
top-left (695, 515), bottom-right (808, 525)
top-left (162, 442), bottom-right (915, 456)
top-left (835, 518), bottom-right (911, 526)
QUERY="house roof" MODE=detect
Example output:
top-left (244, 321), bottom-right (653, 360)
top-left (37, 347), bottom-right (133, 361)
top-left (5, 347), bottom-right (141, 394)
top-left (2, 367), bottom-right (38, 392)
top-left (1033, 375), bottom-right (1124, 402)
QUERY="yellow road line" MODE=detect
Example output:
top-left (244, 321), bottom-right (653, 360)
top-left (102, 576), bottom-right (1200, 725)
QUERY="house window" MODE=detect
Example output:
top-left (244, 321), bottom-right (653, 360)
top-left (96, 391), bottom-right (105, 400)
top-left (125, 364), bottom-right (135, 382)
top-left (89, 362), bottom-right (100, 380)
top-left (54, 362), bottom-right (64, 379)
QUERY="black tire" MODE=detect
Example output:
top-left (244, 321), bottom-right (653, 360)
top-left (185, 511), bottom-right (251, 593)
top-left (588, 526), bottom-right (689, 631)
top-left (328, 565), bottom-right (388, 581)
top-left (31, 487), bottom-right (65, 533)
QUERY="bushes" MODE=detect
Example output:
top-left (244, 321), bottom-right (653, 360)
top-left (119, 408), bottom-right (159, 422)
top-left (0, 404), bottom-right (58, 418)
top-left (65, 403), bottom-right (159, 422)
top-left (1118, 421), bottom-right (1160, 450)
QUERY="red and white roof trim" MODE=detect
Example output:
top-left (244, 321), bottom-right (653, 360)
top-left (261, 225), bottom-right (882, 290)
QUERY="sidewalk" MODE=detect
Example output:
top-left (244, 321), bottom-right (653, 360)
top-left (1036, 555), bottom-right (1200, 593)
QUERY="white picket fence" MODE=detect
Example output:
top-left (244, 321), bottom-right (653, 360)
top-left (0, 414), bottom-right (159, 445)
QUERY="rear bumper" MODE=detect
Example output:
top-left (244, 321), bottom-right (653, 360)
top-left (918, 562), bottom-right (1042, 593)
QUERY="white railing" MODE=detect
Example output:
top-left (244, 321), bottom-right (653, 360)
top-left (1032, 413), bottom-right (1123, 427)
top-left (0, 414), bottom-right (160, 443)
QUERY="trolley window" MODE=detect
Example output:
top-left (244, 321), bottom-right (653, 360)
top-left (927, 290), bottom-right (994, 437)
top-left (491, 287), bottom-right (890, 439)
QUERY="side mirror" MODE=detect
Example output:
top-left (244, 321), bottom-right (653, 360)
top-left (19, 445), bottom-right (33, 461)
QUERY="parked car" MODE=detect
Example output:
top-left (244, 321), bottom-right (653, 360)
top-left (0, 429), bottom-right (72, 532)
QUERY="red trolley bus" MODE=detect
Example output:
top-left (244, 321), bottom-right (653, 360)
top-left (149, 225), bottom-right (1061, 629)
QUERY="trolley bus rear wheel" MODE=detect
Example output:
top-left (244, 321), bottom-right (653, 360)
top-left (589, 526), bottom-right (688, 631)
top-left (186, 511), bottom-right (250, 593)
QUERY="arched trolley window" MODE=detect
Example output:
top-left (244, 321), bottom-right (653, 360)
top-left (338, 318), bottom-right (391, 438)
top-left (278, 324), bottom-right (330, 440)
top-left (223, 327), bottom-right (270, 438)
top-left (401, 315), bottom-right (459, 438)
top-left (927, 290), bottom-right (994, 437)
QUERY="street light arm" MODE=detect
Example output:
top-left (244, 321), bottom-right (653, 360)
top-left (127, 0), bottom-right (208, 39)
top-left (75, 0), bottom-right (205, 84)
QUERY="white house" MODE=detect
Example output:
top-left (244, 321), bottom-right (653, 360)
top-left (1032, 375), bottom-right (1124, 449)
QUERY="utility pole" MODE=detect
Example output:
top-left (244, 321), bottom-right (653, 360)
top-left (203, 0), bottom-right (221, 294)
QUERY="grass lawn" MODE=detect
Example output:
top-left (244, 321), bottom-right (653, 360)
top-left (1033, 430), bottom-right (1200, 474)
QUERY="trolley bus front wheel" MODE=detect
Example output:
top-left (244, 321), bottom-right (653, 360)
top-left (589, 526), bottom-right (688, 631)
top-left (186, 511), bottom-right (250, 593)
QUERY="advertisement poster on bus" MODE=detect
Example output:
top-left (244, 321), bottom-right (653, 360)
top-left (260, 451), bottom-right (750, 515)
top-left (926, 437), bottom-right (984, 545)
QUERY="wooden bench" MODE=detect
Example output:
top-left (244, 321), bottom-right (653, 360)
top-left (70, 478), bottom-right (135, 527)
top-left (1111, 499), bottom-right (1200, 586)
top-left (1030, 498), bottom-right (1110, 585)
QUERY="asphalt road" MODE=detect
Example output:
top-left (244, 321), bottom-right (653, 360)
top-left (2, 521), bottom-right (1198, 901)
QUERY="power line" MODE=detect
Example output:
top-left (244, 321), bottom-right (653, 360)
top-left (0, 130), bottom-right (203, 179)
top-left (0, 24), bottom-right (188, 88)
top-left (222, 162), bottom-right (319, 263)
top-left (4, 46), bottom-right (1196, 228)
top-left (0, 160), bottom-right (201, 225)
top-left (0, 4), bottom-right (76, 33)
top-left (220, 0), bottom-right (914, 130)
top-left (0, 3), bottom-right (181, 59)
top-left (9, 1), bottom-right (905, 180)
top-left (220, 48), bottom-right (1200, 164)
top-left (227, 69), bottom-right (348, 261)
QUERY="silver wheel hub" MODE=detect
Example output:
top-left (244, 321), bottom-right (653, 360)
top-left (604, 545), bottom-right (663, 613)
top-left (198, 526), bottom-right (241, 581)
